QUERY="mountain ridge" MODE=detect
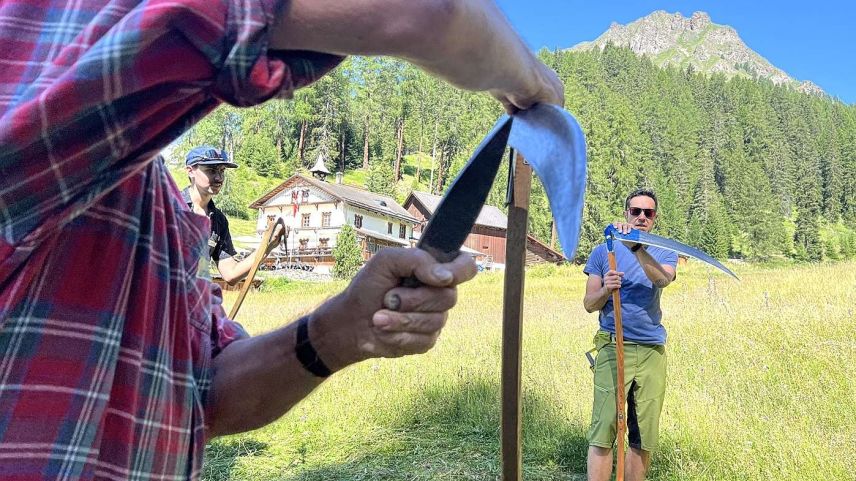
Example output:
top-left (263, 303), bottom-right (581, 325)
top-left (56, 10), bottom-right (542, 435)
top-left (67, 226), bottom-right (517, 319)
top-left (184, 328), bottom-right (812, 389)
top-left (569, 10), bottom-right (825, 97)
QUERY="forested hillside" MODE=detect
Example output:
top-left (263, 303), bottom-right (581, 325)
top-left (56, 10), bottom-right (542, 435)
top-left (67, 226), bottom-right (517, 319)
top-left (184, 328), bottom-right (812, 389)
top-left (169, 46), bottom-right (856, 262)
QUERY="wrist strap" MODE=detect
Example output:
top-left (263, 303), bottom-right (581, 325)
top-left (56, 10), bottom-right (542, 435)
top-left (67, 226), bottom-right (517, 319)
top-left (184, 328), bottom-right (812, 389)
top-left (296, 316), bottom-right (332, 378)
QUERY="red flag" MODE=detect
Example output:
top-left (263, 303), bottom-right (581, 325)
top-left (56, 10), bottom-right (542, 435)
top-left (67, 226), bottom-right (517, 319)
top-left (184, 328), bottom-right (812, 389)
top-left (291, 191), bottom-right (298, 217)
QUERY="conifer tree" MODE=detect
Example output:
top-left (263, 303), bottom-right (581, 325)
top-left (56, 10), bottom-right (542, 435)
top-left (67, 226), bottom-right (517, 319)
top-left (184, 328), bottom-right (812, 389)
top-left (332, 225), bottom-right (362, 279)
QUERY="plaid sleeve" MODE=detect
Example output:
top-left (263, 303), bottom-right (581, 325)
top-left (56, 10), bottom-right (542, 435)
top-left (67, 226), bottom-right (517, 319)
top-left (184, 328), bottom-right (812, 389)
top-left (208, 0), bottom-right (343, 106)
top-left (0, 0), bottom-right (342, 254)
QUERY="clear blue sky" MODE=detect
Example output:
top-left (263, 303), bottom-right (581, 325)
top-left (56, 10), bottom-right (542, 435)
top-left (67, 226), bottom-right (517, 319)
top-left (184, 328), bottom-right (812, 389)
top-left (495, 1), bottom-right (855, 104)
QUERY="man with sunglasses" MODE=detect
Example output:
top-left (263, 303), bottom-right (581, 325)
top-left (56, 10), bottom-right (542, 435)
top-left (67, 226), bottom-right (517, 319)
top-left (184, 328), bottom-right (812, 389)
top-left (0, 0), bottom-right (563, 478)
top-left (582, 188), bottom-right (678, 481)
top-left (183, 146), bottom-right (283, 284)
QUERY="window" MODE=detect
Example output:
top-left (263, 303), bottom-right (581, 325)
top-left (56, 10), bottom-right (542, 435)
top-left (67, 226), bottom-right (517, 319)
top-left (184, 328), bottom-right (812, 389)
top-left (302, 213), bottom-right (311, 227)
top-left (387, 222), bottom-right (393, 235)
top-left (319, 237), bottom-right (329, 248)
top-left (399, 224), bottom-right (407, 239)
top-left (301, 189), bottom-right (310, 202)
top-left (354, 214), bottom-right (363, 228)
top-left (322, 212), bottom-right (331, 227)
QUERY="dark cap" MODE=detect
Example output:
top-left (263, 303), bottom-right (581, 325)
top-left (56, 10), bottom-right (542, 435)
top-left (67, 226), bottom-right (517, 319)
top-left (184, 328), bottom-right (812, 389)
top-left (185, 146), bottom-right (238, 168)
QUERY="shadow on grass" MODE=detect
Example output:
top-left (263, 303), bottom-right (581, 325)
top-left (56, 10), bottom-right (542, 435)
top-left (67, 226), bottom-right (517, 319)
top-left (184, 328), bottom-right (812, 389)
top-left (202, 379), bottom-right (700, 480)
top-left (280, 378), bottom-right (593, 481)
top-left (203, 438), bottom-right (270, 481)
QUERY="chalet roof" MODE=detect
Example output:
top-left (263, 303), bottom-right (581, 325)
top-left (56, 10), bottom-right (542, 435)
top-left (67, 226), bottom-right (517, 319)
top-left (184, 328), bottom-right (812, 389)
top-left (407, 191), bottom-right (507, 229)
top-left (249, 174), bottom-right (418, 224)
top-left (406, 191), bottom-right (565, 261)
top-left (355, 228), bottom-right (410, 246)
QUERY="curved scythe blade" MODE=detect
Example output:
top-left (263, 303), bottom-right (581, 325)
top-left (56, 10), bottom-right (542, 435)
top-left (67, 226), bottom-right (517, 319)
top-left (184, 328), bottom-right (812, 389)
top-left (604, 225), bottom-right (739, 280)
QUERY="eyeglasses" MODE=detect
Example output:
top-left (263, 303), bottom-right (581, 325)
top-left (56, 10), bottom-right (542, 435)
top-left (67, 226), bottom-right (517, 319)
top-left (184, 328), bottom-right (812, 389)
top-left (628, 207), bottom-right (656, 218)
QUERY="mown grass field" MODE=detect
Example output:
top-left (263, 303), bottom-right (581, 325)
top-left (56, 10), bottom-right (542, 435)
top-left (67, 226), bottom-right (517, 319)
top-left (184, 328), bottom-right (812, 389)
top-left (205, 261), bottom-right (855, 481)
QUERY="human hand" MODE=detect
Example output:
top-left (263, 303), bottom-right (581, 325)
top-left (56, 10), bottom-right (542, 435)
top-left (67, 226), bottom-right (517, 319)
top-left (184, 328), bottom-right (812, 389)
top-left (612, 222), bottom-right (642, 251)
top-left (603, 269), bottom-right (624, 292)
top-left (308, 249), bottom-right (477, 371)
top-left (264, 224), bottom-right (286, 255)
top-left (491, 61), bottom-right (565, 114)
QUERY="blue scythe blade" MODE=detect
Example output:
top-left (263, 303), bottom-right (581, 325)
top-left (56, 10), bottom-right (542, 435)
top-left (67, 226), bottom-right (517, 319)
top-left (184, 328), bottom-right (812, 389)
top-left (508, 104), bottom-right (587, 260)
top-left (604, 225), bottom-right (739, 280)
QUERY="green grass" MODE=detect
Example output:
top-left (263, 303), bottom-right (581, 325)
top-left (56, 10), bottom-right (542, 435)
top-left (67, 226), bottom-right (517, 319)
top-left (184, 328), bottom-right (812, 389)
top-left (206, 260), bottom-right (855, 480)
top-left (342, 152), bottom-right (436, 200)
top-left (342, 168), bottom-right (368, 187)
top-left (227, 217), bottom-right (259, 237)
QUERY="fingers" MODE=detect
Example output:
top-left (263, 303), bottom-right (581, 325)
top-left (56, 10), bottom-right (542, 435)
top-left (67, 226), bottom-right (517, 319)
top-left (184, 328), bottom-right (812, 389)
top-left (410, 252), bottom-right (477, 287)
top-left (340, 249), bottom-right (477, 361)
top-left (369, 330), bottom-right (442, 357)
top-left (605, 272), bottom-right (623, 279)
top-left (265, 225), bottom-right (287, 253)
top-left (370, 248), bottom-right (477, 288)
top-left (604, 269), bottom-right (624, 291)
top-left (382, 286), bottom-right (457, 314)
top-left (612, 222), bottom-right (632, 234)
top-left (491, 64), bottom-right (565, 113)
top-left (372, 310), bottom-right (448, 335)
top-left (370, 311), bottom-right (447, 357)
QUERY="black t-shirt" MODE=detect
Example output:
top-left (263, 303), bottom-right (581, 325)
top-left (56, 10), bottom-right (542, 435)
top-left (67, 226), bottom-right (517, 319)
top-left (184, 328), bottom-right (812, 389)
top-left (182, 187), bottom-right (237, 262)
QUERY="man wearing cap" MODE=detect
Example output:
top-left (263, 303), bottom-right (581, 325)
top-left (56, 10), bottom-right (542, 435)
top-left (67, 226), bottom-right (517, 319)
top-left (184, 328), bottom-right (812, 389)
top-left (583, 188), bottom-right (678, 481)
top-left (183, 146), bottom-right (282, 284)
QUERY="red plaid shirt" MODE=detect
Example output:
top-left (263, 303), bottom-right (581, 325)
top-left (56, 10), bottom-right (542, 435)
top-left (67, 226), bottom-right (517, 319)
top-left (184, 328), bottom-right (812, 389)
top-left (0, 0), bottom-right (340, 479)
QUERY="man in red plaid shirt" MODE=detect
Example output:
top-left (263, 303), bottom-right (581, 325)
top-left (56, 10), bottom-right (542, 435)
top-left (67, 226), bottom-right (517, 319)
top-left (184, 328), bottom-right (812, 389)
top-left (0, 0), bottom-right (563, 479)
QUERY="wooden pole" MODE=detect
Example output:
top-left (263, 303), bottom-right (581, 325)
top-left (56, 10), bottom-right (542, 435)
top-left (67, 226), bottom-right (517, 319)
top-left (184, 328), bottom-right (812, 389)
top-left (606, 249), bottom-right (626, 481)
top-left (501, 151), bottom-right (532, 481)
top-left (229, 218), bottom-right (283, 320)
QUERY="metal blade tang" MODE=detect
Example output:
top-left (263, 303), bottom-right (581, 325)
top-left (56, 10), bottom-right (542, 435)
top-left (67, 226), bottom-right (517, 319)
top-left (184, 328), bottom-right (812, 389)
top-left (416, 116), bottom-right (513, 262)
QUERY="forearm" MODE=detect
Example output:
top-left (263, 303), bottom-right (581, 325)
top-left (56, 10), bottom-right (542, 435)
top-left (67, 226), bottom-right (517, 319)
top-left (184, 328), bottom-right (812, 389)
top-left (635, 249), bottom-right (674, 288)
top-left (206, 294), bottom-right (360, 437)
top-left (205, 249), bottom-right (476, 438)
top-left (584, 286), bottom-right (610, 313)
top-left (217, 256), bottom-right (254, 285)
top-left (271, 0), bottom-right (538, 92)
top-left (206, 320), bottom-right (322, 437)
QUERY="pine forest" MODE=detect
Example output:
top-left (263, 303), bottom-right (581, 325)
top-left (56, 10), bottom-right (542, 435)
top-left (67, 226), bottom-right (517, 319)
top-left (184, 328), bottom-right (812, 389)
top-left (170, 45), bottom-right (856, 263)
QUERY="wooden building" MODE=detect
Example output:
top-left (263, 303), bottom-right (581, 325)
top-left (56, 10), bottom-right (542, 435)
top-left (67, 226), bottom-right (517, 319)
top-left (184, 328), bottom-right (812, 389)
top-left (402, 191), bottom-right (564, 270)
top-left (248, 160), bottom-right (419, 273)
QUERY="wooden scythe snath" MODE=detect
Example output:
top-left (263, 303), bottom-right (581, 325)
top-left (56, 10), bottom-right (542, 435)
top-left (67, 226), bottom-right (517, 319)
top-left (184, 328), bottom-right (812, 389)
top-left (228, 217), bottom-right (285, 320)
top-left (606, 246), bottom-right (627, 481)
top-left (501, 150), bottom-right (531, 481)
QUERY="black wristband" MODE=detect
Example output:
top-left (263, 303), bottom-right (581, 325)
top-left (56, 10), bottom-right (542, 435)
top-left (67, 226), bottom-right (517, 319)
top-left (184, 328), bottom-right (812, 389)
top-left (631, 243), bottom-right (643, 252)
top-left (296, 316), bottom-right (332, 378)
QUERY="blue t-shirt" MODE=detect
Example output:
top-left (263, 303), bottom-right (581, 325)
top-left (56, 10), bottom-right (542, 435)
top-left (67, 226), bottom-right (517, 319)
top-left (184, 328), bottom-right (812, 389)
top-left (584, 242), bottom-right (678, 345)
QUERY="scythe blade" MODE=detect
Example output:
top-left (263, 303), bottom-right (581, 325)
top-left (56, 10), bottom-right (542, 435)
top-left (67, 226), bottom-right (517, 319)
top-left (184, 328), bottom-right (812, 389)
top-left (604, 225), bottom-right (739, 280)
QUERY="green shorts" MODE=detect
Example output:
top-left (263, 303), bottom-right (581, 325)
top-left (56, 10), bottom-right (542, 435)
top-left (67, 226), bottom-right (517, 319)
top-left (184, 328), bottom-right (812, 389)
top-left (587, 331), bottom-right (667, 452)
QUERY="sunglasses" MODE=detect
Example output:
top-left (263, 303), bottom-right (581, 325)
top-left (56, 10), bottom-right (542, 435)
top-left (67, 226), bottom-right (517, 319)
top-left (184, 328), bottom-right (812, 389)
top-left (628, 207), bottom-right (657, 218)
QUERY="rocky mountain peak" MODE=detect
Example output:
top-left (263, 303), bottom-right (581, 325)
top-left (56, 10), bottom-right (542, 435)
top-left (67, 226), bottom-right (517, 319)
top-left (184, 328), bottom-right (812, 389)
top-left (569, 11), bottom-right (825, 97)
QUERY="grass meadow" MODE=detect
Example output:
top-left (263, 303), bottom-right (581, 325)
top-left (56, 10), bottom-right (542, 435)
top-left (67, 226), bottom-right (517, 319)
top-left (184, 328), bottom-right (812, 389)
top-left (204, 260), bottom-right (855, 481)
